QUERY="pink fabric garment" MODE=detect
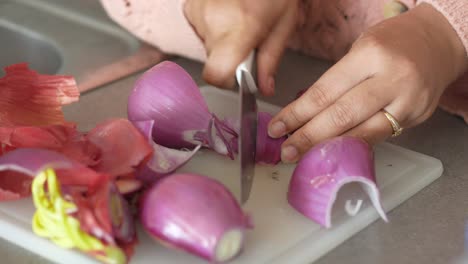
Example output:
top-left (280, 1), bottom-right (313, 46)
top-left (99, 0), bottom-right (468, 122)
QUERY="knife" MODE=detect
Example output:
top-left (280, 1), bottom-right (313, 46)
top-left (236, 51), bottom-right (258, 204)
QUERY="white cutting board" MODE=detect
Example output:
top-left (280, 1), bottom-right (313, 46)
top-left (0, 86), bottom-right (443, 264)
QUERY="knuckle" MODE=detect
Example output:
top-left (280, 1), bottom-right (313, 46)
top-left (307, 84), bottom-right (331, 109)
top-left (330, 102), bottom-right (355, 129)
top-left (398, 57), bottom-right (420, 78)
top-left (287, 104), bottom-right (304, 125)
top-left (356, 33), bottom-right (384, 52)
top-left (295, 128), bottom-right (315, 147)
top-left (202, 67), bottom-right (234, 89)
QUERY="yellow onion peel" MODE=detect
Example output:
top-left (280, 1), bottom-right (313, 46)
top-left (31, 168), bottom-right (126, 264)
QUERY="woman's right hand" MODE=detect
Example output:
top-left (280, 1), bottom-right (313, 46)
top-left (184, 0), bottom-right (298, 96)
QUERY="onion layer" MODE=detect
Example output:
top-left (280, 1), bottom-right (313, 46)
top-left (287, 136), bottom-right (388, 228)
top-left (133, 120), bottom-right (200, 182)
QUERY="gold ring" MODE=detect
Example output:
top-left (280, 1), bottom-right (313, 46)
top-left (382, 109), bottom-right (403, 137)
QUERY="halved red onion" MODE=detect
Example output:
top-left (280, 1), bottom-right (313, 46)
top-left (0, 148), bottom-right (107, 200)
top-left (139, 173), bottom-right (252, 262)
top-left (132, 120), bottom-right (200, 182)
top-left (287, 136), bottom-right (387, 228)
top-left (127, 61), bottom-right (237, 158)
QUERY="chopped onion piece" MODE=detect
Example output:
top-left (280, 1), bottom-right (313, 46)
top-left (287, 136), bottom-right (388, 228)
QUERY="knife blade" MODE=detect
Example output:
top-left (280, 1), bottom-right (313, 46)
top-left (236, 51), bottom-right (258, 204)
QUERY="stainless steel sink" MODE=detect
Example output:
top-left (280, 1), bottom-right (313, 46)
top-left (0, 19), bottom-right (62, 75)
top-left (0, 0), bottom-right (165, 91)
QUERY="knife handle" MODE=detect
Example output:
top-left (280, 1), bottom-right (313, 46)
top-left (235, 50), bottom-right (258, 94)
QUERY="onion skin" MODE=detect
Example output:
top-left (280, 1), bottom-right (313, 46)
top-left (139, 173), bottom-right (252, 262)
top-left (0, 148), bottom-right (108, 200)
top-left (287, 136), bottom-right (388, 228)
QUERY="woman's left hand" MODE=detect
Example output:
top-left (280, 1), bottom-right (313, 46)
top-left (268, 3), bottom-right (468, 163)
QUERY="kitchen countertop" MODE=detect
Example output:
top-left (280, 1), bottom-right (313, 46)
top-left (1, 48), bottom-right (468, 263)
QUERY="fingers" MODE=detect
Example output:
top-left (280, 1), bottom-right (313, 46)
top-left (280, 78), bottom-right (393, 163)
top-left (344, 111), bottom-right (394, 145)
top-left (268, 50), bottom-right (374, 138)
top-left (256, 4), bottom-right (297, 96)
top-left (203, 24), bottom-right (263, 89)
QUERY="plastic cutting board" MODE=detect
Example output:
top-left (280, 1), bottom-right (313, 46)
top-left (0, 86), bottom-right (443, 264)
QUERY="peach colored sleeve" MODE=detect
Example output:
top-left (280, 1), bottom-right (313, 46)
top-left (99, 0), bottom-right (207, 62)
top-left (417, 0), bottom-right (468, 55)
top-left (418, 0), bottom-right (468, 124)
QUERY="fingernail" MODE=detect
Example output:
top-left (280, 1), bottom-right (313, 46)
top-left (269, 121), bottom-right (286, 138)
top-left (281, 145), bottom-right (298, 163)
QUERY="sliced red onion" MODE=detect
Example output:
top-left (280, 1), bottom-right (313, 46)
top-left (0, 148), bottom-right (107, 200)
top-left (254, 112), bottom-right (286, 165)
top-left (226, 112), bottom-right (286, 165)
top-left (127, 61), bottom-right (237, 158)
top-left (139, 173), bottom-right (252, 263)
top-left (287, 136), bottom-right (387, 228)
top-left (132, 120), bottom-right (200, 182)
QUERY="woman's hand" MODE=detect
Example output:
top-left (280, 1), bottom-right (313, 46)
top-left (184, 0), bottom-right (298, 96)
top-left (269, 3), bottom-right (468, 163)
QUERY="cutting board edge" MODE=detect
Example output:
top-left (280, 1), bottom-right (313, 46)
top-left (268, 151), bottom-right (443, 264)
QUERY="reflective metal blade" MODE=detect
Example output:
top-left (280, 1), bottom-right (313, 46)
top-left (239, 70), bottom-right (257, 204)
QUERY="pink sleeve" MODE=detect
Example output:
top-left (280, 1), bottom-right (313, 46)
top-left (99, 0), bottom-right (207, 62)
top-left (417, 0), bottom-right (468, 56)
top-left (416, 0), bottom-right (468, 124)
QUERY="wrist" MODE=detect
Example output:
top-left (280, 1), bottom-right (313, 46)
top-left (412, 3), bottom-right (467, 79)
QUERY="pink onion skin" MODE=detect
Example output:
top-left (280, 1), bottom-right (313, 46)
top-left (287, 136), bottom-right (388, 228)
top-left (139, 173), bottom-right (252, 262)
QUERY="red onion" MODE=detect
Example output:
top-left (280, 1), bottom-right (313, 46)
top-left (127, 61), bottom-right (237, 158)
top-left (227, 112), bottom-right (286, 165)
top-left (287, 136), bottom-right (387, 228)
top-left (139, 173), bottom-right (252, 262)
